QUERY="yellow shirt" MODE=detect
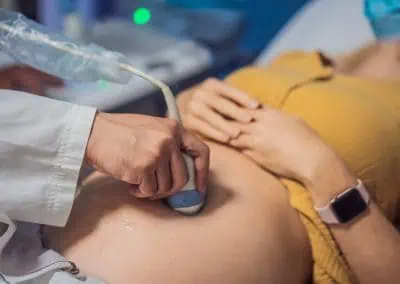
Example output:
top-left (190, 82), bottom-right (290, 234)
top-left (225, 52), bottom-right (400, 284)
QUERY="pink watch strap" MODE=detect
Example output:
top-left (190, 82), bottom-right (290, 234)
top-left (315, 179), bottom-right (370, 224)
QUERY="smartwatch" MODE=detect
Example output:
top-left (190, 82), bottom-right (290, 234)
top-left (315, 179), bottom-right (370, 224)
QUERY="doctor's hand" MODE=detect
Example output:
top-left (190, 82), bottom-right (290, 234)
top-left (181, 78), bottom-right (260, 143)
top-left (229, 106), bottom-right (351, 186)
top-left (85, 113), bottom-right (210, 199)
top-left (0, 65), bottom-right (63, 96)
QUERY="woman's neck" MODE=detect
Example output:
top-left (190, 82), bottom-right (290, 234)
top-left (335, 41), bottom-right (400, 81)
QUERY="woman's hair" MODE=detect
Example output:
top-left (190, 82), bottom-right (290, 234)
top-left (335, 42), bottom-right (381, 72)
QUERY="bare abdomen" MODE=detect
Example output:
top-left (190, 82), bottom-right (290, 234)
top-left (46, 143), bottom-right (311, 284)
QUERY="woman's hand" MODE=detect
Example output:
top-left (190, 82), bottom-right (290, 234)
top-left (182, 78), bottom-right (260, 143)
top-left (229, 106), bottom-right (351, 186)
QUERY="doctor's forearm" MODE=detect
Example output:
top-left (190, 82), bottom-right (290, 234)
top-left (306, 160), bottom-right (400, 284)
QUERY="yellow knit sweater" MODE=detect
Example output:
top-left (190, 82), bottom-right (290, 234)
top-left (225, 52), bottom-right (400, 284)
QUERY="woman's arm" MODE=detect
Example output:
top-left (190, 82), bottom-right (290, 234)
top-left (305, 157), bottom-right (400, 284)
top-left (229, 106), bottom-right (400, 284)
top-left (179, 75), bottom-right (400, 283)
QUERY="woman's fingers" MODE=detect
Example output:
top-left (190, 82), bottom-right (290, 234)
top-left (186, 114), bottom-right (230, 143)
top-left (200, 79), bottom-right (258, 122)
top-left (229, 121), bottom-right (256, 134)
top-left (200, 91), bottom-right (254, 123)
top-left (192, 102), bottom-right (241, 138)
top-left (229, 132), bottom-right (255, 149)
top-left (203, 78), bottom-right (259, 109)
top-left (248, 105), bottom-right (283, 121)
top-left (182, 78), bottom-right (264, 143)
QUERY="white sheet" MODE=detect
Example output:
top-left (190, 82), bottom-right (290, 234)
top-left (256, 0), bottom-right (375, 66)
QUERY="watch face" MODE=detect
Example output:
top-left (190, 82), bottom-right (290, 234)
top-left (331, 189), bottom-right (367, 223)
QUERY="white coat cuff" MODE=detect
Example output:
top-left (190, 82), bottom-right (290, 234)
top-left (46, 105), bottom-right (96, 227)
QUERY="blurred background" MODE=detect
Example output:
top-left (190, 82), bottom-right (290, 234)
top-left (0, 0), bottom-right (349, 115)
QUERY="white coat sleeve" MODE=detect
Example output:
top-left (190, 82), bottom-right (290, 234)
top-left (0, 90), bottom-right (97, 227)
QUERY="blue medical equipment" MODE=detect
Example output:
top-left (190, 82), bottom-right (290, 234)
top-left (39, 0), bottom-right (97, 35)
top-left (0, 8), bottom-right (205, 215)
top-left (37, 0), bottom-right (212, 113)
top-left (167, 0), bottom-right (307, 55)
top-left (365, 0), bottom-right (400, 39)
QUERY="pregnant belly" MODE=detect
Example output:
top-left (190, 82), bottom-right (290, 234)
top-left (46, 143), bottom-right (311, 284)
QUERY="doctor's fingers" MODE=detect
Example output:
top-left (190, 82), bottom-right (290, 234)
top-left (135, 172), bottom-right (158, 198)
top-left (192, 89), bottom-right (254, 123)
top-left (169, 148), bottom-right (189, 195)
top-left (155, 144), bottom-right (192, 199)
top-left (151, 156), bottom-right (173, 199)
top-left (131, 148), bottom-right (185, 199)
top-left (181, 130), bottom-right (210, 193)
top-left (129, 156), bottom-right (178, 199)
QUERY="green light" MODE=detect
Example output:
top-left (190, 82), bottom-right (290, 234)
top-left (98, 80), bottom-right (109, 90)
top-left (133, 7), bottom-right (151, 25)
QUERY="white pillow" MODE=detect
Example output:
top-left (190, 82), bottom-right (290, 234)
top-left (256, 0), bottom-right (375, 66)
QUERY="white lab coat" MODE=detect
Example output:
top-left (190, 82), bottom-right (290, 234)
top-left (0, 90), bottom-right (96, 226)
top-left (0, 90), bottom-right (103, 283)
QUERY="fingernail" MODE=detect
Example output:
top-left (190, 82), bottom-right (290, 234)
top-left (249, 101), bottom-right (260, 109)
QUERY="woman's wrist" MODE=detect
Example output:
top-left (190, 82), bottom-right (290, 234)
top-left (300, 148), bottom-right (358, 207)
top-left (309, 172), bottom-right (358, 208)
